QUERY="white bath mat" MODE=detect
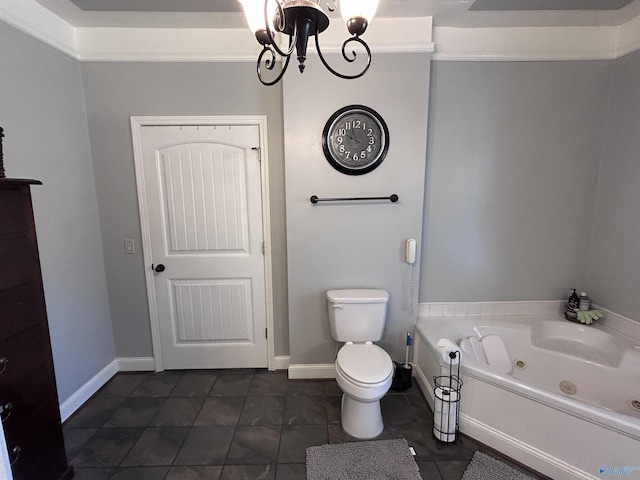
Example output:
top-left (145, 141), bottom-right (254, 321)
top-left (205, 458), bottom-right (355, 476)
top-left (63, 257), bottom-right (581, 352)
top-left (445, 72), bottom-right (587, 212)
top-left (306, 438), bottom-right (421, 480)
top-left (462, 451), bottom-right (537, 480)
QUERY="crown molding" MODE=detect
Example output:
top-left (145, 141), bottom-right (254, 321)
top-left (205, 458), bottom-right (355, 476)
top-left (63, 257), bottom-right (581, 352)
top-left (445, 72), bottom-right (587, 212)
top-left (1, 0), bottom-right (639, 62)
top-left (432, 25), bottom-right (618, 61)
top-left (76, 27), bottom-right (261, 62)
top-left (0, 0), bottom-right (78, 58)
top-left (616, 14), bottom-right (640, 58)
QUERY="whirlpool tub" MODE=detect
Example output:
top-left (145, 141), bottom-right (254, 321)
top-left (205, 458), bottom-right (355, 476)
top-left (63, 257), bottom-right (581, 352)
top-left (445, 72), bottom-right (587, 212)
top-left (413, 314), bottom-right (640, 480)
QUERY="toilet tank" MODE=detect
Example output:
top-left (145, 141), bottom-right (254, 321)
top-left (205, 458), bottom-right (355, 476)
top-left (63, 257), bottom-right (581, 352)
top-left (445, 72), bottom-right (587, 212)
top-left (326, 289), bottom-right (389, 342)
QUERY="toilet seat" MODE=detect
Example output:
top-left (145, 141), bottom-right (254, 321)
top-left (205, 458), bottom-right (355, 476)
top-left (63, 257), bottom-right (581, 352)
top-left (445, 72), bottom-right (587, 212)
top-left (336, 343), bottom-right (393, 386)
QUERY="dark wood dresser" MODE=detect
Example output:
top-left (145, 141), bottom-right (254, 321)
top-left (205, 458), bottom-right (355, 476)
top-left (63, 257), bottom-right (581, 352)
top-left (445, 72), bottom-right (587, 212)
top-left (0, 179), bottom-right (74, 480)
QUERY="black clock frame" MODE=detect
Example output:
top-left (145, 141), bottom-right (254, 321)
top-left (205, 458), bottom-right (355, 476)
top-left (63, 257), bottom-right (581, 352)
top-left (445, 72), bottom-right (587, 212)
top-left (322, 105), bottom-right (389, 176)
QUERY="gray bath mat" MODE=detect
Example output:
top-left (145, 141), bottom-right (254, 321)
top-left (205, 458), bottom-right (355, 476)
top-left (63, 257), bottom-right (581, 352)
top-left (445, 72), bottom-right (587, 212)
top-left (306, 438), bottom-right (421, 480)
top-left (462, 451), bottom-right (536, 480)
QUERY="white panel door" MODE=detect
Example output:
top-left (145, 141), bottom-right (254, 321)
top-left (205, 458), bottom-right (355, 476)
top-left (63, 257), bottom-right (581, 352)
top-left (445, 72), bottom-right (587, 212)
top-left (140, 124), bottom-right (267, 369)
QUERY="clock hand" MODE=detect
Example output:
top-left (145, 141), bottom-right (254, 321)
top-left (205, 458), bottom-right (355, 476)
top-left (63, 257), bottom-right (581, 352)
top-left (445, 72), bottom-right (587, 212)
top-left (347, 132), bottom-right (361, 144)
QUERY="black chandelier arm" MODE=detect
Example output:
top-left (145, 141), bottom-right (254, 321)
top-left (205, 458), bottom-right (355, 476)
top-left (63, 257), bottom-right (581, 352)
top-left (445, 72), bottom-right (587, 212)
top-left (257, 45), bottom-right (293, 86)
top-left (264, 0), bottom-right (296, 58)
top-left (314, 33), bottom-right (372, 80)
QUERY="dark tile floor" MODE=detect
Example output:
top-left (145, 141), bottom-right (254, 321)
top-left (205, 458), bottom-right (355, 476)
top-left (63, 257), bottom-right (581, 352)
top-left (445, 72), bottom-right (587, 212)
top-left (63, 369), bottom-right (545, 480)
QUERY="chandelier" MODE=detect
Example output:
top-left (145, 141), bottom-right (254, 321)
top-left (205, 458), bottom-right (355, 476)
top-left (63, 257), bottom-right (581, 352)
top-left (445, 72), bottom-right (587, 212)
top-left (238, 0), bottom-right (379, 85)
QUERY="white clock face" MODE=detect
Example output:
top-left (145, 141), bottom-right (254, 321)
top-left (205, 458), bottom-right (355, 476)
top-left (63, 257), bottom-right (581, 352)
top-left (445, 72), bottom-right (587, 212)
top-left (323, 106), bottom-right (389, 175)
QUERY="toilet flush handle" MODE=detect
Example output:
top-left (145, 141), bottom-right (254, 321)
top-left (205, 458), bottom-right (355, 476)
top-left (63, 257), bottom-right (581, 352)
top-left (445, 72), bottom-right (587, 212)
top-left (332, 304), bottom-right (344, 309)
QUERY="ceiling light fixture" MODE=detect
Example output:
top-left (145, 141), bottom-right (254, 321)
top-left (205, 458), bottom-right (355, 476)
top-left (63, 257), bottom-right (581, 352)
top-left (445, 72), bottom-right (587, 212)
top-left (239, 0), bottom-right (379, 85)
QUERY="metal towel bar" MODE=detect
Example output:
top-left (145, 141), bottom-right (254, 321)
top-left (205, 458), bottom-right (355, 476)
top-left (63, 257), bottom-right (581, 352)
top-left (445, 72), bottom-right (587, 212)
top-left (310, 194), bottom-right (398, 204)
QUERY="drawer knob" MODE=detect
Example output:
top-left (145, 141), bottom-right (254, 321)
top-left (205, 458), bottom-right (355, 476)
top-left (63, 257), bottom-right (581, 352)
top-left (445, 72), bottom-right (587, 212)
top-left (0, 402), bottom-right (12, 422)
top-left (9, 445), bottom-right (21, 466)
top-left (0, 357), bottom-right (7, 375)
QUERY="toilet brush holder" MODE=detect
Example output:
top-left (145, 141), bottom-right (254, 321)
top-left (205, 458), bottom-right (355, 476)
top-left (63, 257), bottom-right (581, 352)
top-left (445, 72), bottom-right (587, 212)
top-left (391, 362), bottom-right (412, 391)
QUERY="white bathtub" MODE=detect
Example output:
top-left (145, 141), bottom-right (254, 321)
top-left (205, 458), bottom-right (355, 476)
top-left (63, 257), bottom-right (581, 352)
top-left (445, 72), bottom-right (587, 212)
top-left (412, 315), bottom-right (640, 480)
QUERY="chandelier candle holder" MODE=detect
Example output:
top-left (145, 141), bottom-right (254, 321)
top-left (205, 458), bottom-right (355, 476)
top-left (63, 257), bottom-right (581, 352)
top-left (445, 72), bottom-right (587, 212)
top-left (238, 0), bottom-right (379, 85)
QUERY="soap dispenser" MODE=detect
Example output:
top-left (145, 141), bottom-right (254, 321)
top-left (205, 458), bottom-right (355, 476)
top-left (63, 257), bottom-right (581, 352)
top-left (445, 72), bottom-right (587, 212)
top-left (565, 289), bottom-right (579, 321)
top-left (568, 289), bottom-right (579, 310)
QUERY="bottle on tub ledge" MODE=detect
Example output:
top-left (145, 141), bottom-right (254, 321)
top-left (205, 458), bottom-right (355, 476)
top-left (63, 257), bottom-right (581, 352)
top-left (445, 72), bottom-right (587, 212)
top-left (564, 288), bottom-right (579, 322)
top-left (578, 292), bottom-right (591, 311)
top-left (564, 290), bottom-right (604, 324)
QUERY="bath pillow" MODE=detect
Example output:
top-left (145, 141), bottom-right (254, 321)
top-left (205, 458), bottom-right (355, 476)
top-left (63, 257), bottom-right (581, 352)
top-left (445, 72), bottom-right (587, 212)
top-left (480, 334), bottom-right (512, 375)
top-left (459, 337), bottom-right (488, 365)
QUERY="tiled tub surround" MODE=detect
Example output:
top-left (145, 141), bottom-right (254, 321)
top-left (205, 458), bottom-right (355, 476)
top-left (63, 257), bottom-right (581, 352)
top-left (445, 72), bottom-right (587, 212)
top-left (413, 308), bottom-right (640, 480)
top-left (418, 301), bottom-right (640, 342)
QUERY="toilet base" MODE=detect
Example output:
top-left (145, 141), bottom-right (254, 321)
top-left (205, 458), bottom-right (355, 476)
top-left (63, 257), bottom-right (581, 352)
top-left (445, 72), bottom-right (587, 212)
top-left (341, 393), bottom-right (384, 439)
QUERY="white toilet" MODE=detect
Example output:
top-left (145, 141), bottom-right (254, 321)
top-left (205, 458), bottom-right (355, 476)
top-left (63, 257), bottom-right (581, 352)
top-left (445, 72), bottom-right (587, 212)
top-left (327, 289), bottom-right (394, 439)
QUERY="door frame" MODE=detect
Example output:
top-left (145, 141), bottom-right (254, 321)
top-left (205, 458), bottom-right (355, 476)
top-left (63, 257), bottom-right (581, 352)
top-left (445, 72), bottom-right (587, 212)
top-left (130, 115), bottom-right (275, 372)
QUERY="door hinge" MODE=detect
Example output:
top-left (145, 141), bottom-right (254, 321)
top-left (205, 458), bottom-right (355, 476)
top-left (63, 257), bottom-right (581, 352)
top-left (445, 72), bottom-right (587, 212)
top-left (265, 327), bottom-right (268, 339)
top-left (261, 242), bottom-right (265, 254)
top-left (252, 146), bottom-right (261, 162)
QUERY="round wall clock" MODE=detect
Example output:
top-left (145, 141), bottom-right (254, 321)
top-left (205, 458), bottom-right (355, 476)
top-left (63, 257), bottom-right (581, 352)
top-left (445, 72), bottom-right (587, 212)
top-left (322, 105), bottom-right (389, 175)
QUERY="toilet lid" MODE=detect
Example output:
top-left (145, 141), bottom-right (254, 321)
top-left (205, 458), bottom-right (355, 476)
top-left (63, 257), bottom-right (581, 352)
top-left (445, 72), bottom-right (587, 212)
top-left (337, 344), bottom-right (393, 384)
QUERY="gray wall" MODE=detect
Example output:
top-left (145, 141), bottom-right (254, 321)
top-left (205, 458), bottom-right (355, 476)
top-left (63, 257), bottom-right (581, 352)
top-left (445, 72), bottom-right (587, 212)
top-left (80, 62), bottom-right (289, 358)
top-left (586, 49), bottom-right (640, 320)
top-left (421, 61), bottom-right (613, 302)
top-left (284, 53), bottom-right (431, 364)
top-left (0, 21), bottom-right (115, 402)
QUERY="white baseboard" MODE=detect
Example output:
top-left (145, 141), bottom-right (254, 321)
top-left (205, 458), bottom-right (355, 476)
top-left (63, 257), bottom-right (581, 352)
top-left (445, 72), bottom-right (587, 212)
top-left (59, 359), bottom-right (118, 422)
top-left (274, 355), bottom-right (290, 370)
top-left (116, 356), bottom-right (156, 372)
top-left (288, 363), bottom-right (336, 379)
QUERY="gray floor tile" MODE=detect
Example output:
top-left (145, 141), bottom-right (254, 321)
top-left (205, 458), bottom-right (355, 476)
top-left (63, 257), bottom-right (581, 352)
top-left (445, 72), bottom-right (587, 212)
top-left (327, 424), bottom-right (360, 444)
top-left (278, 425), bottom-right (327, 463)
top-left (249, 372), bottom-right (289, 396)
top-left (96, 373), bottom-right (148, 398)
top-left (64, 370), bottom-right (546, 480)
top-left (174, 426), bottom-right (235, 465)
top-left (166, 465), bottom-right (224, 480)
top-left (121, 426), bottom-right (190, 466)
top-left (110, 466), bottom-right (170, 480)
top-left (130, 374), bottom-right (183, 397)
top-left (221, 464), bottom-right (276, 480)
top-left (63, 427), bottom-right (97, 459)
top-left (239, 396), bottom-right (285, 425)
top-left (226, 426), bottom-right (281, 464)
top-left (275, 463), bottom-right (307, 480)
top-left (71, 427), bottom-right (143, 467)
top-left (64, 398), bottom-right (123, 428)
top-left (326, 395), bottom-right (341, 425)
top-left (104, 397), bottom-right (165, 427)
top-left (194, 397), bottom-right (244, 426)
top-left (149, 397), bottom-right (204, 427)
top-left (417, 461), bottom-right (443, 480)
top-left (436, 459), bottom-right (469, 480)
top-left (283, 395), bottom-right (327, 425)
top-left (286, 380), bottom-right (326, 396)
top-left (322, 380), bottom-right (342, 396)
top-left (210, 373), bottom-right (254, 396)
top-left (72, 468), bottom-right (116, 480)
top-left (170, 373), bottom-right (217, 397)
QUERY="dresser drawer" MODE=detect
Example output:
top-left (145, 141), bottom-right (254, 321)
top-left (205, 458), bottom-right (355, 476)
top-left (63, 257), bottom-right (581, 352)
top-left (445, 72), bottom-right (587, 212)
top-left (0, 364), bottom-right (58, 436)
top-left (0, 189), bottom-right (27, 236)
top-left (7, 413), bottom-right (69, 480)
top-left (0, 236), bottom-right (33, 290)
top-left (0, 282), bottom-right (40, 342)
top-left (0, 327), bottom-right (49, 389)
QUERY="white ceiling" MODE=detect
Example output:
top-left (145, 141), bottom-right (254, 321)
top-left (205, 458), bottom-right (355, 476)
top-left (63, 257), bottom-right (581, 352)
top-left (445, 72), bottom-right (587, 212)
top-left (32, 0), bottom-right (640, 29)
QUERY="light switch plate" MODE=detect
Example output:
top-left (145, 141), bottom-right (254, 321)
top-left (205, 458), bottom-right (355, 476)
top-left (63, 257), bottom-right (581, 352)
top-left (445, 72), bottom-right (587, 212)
top-left (124, 238), bottom-right (135, 254)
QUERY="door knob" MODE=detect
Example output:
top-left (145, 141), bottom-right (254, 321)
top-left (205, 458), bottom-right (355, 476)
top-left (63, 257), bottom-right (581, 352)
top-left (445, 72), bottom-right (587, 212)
top-left (153, 264), bottom-right (165, 273)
